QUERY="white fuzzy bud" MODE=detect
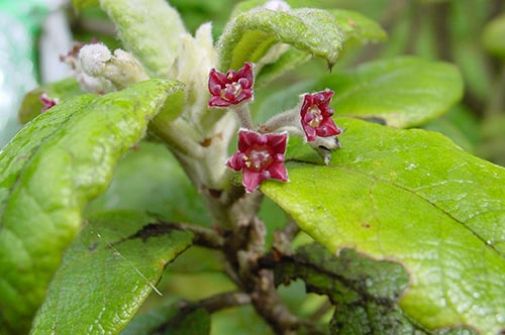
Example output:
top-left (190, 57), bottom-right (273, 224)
top-left (78, 43), bottom-right (112, 77)
top-left (263, 0), bottom-right (290, 12)
top-left (72, 43), bottom-right (147, 93)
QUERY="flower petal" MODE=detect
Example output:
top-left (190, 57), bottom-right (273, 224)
top-left (266, 132), bottom-right (287, 154)
top-left (320, 90), bottom-right (334, 104)
top-left (317, 118), bottom-right (341, 137)
top-left (268, 162), bottom-right (288, 182)
top-left (235, 89), bottom-right (253, 104)
top-left (243, 170), bottom-right (262, 193)
top-left (302, 124), bottom-right (317, 142)
top-left (236, 62), bottom-right (254, 85)
top-left (209, 68), bottom-right (227, 87)
top-left (209, 96), bottom-right (232, 108)
top-left (226, 152), bottom-right (245, 171)
top-left (238, 129), bottom-right (262, 152)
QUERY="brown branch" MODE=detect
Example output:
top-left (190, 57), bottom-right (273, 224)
top-left (122, 219), bottom-right (224, 249)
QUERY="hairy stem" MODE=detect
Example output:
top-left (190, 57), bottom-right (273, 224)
top-left (233, 105), bottom-right (255, 129)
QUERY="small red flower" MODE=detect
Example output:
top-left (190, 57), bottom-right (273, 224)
top-left (227, 129), bottom-right (288, 193)
top-left (300, 90), bottom-right (341, 142)
top-left (208, 63), bottom-right (254, 108)
top-left (40, 93), bottom-right (58, 113)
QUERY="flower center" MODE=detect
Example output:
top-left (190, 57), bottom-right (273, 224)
top-left (222, 82), bottom-right (243, 100)
top-left (307, 106), bottom-right (323, 128)
top-left (244, 146), bottom-right (273, 171)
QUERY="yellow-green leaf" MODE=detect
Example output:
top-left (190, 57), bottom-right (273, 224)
top-left (262, 118), bottom-right (505, 334)
top-left (0, 79), bottom-right (182, 333)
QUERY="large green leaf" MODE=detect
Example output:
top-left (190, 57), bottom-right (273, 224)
top-left (217, 7), bottom-right (345, 71)
top-left (228, 1), bottom-right (385, 85)
top-left (31, 210), bottom-right (193, 335)
top-left (0, 79), bottom-right (181, 333)
top-left (262, 118), bottom-right (505, 333)
top-left (483, 13), bottom-right (505, 60)
top-left (99, 0), bottom-right (186, 77)
top-left (275, 244), bottom-right (475, 334)
top-left (18, 78), bottom-right (82, 124)
top-left (257, 57), bottom-right (462, 129)
top-left (317, 57), bottom-right (463, 128)
top-left (255, 8), bottom-right (386, 86)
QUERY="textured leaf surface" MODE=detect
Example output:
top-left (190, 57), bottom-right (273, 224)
top-left (18, 78), bottom-right (82, 124)
top-left (31, 210), bottom-right (193, 335)
top-left (255, 48), bottom-right (312, 87)
top-left (100, 0), bottom-right (186, 77)
top-left (0, 79), bottom-right (181, 333)
top-left (262, 118), bottom-right (505, 333)
top-left (231, 0), bottom-right (386, 45)
top-left (483, 13), bottom-right (505, 59)
top-left (230, 1), bottom-right (385, 85)
top-left (87, 141), bottom-right (210, 226)
top-left (275, 244), bottom-right (475, 334)
top-left (317, 57), bottom-right (463, 127)
top-left (217, 7), bottom-right (344, 70)
top-left (330, 9), bottom-right (386, 44)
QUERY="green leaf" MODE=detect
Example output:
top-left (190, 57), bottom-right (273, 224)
top-left (162, 308), bottom-right (211, 335)
top-left (99, 0), bottom-right (186, 77)
top-left (72, 0), bottom-right (99, 11)
top-left (87, 141), bottom-right (210, 225)
top-left (256, 48), bottom-right (312, 87)
top-left (0, 79), bottom-right (181, 333)
top-left (229, 2), bottom-right (385, 85)
top-left (275, 244), bottom-right (475, 334)
top-left (330, 9), bottom-right (386, 44)
top-left (120, 303), bottom-right (178, 335)
top-left (18, 78), bottom-right (82, 124)
top-left (262, 117), bottom-right (505, 333)
top-left (483, 13), bottom-right (505, 59)
top-left (217, 7), bottom-right (345, 71)
top-left (232, 1), bottom-right (386, 44)
top-left (31, 210), bottom-right (193, 335)
top-left (317, 57), bottom-right (463, 128)
top-left (212, 306), bottom-right (273, 335)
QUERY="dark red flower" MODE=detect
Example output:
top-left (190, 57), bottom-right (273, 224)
top-left (40, 93), bottom-right (58, 113)
top-left (300, 90), bottom-right (341, 142)
top-left (208, 63), bottom-right (254, 108)
top-left (227, 129), bottom-right (288, 193)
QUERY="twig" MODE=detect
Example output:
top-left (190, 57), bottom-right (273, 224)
top-left (157, 221), bottom-right (225, 249)
top-left (125, 218), bottom-right (224, 250)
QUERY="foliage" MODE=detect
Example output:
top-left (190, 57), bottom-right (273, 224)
top-left (1, 0), bottom-right (505, 334)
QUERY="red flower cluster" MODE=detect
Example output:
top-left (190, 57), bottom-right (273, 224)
top-left (39, 93), bottom-right (58, 113)
top-left (208, 63), bottom-right (254, 108)
top-left (209, 63), bottom-right (342, 193)
top-left (227, 130), bottom-right (288, 193)
top-left (300, 90), bottom-right (341, 142)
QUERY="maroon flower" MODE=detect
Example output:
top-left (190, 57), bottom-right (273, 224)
top-left (40, 93), bottom-right (58, 113)
top-left (300, 90), bottom-right (342, 142)
top-left (227, 129), bottom-right (288, 193)
top-left (208, 63), bottom-right (254, 108)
